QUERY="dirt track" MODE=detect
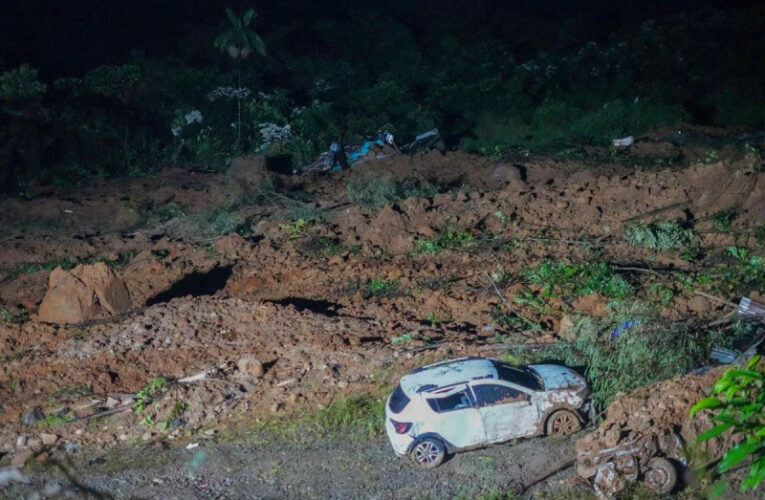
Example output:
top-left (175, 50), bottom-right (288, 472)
top-left (4, 433), bottom-right (580, 499)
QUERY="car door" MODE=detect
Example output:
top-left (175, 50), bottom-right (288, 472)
top-left (472, 382), bottom-right (539, 442)
top-left (424, 384), bottom-right (486, 449)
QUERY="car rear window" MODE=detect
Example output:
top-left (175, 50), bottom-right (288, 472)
top-left (388, 384), bottom-right (410, 414)
top-left (493, 362), bottom-right (542, 391)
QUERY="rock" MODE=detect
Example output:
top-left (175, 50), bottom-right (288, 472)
top-left (38, 263), bottom-right (132, 324)
top-left (237, 356), bottom-right (264, 378)
top-left (40, 434), bottom-right (58, 447)
top-left (491, 164), bottom-right (525, 187)
top-left (687, 296), bottom-right (711, 314)
top-left (15, 436), bottom-right (27, 450)
top-left (26, 439), bottom-right (43, 453)
top-left (558, 315), bottom-right (576, 342)
top-left (11, 450), bottom-right (34, 468)
top-left (22, 408), bottom-right (44, 426)
top-left (105, 397), bottom-right (121, 409)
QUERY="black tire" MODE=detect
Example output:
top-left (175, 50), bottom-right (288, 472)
top-left (643, 457), bottom-right (678, 494)
top-left (545, 409), bottom-right (582, 436)
top-left (410, 437), bottom-right (446, 469)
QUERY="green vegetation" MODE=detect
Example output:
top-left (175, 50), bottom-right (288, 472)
top-left (691, 355), bottom-right (765, 492)
top-left (365, 278), bottom-right (400, 298)
top-left (37, 414), bottom-right (73, 428)
top-left (134, 376), bottom-right (169, 414)
top-left (346, 173), bottom-right (436, 210)
top-left (279, 217), bottom-right (308, 239)
top-left (712, 208), bottom-right (737, 232)
top-left (299, 236), bottom-right (345, 257)
top-left (252, 392), bottom-right (386, 441)
top-left (0, 308), bottom-right (29, 325)
top-left (551, 301), bottom-right (725, 408)
top-left (51, 384), bottom-right (93, 400)
top-left (413, 224), bottom-right (475, 255)
top-left (524, 261), bottom-right (633, 299)
top-left (156, 201), bottom-right (186, 222)
top-left (624, 220), bottom-right (695, 250)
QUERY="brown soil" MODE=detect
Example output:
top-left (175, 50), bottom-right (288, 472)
top-left (0, 128), bottom-right (763, 464)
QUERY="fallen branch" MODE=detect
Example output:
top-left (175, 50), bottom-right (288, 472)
top-left (68, 404), bottom-right (133, 423)
top-left (518, 458), bottom-right (577, 493)
top-left (622, 200), bottom-right (691, 224)
top-left (694, 290), bottom-right (739, 309)
top-left (483, 271), bottom-right (539, 330)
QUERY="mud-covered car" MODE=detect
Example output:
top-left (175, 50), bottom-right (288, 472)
top-left (385, 356), bottom-right (592, 468)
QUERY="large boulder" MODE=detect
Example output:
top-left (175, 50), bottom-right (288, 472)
top-left (37, 263), bottom-right (132, 324)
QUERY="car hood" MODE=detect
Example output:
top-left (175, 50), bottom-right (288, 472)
top-left (529, 364), bottom-right (588, 392)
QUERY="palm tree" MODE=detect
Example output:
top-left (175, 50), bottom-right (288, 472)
top-left (214, 8), bottom-right (266, 152)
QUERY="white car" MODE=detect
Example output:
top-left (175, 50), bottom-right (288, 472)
top-left (385, 356), bottom-right (592, 468)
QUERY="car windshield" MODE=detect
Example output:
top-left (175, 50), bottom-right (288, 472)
top-left (492, 362), bottom-right (542, 391)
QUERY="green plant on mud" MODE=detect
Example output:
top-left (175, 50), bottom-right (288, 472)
top-left (299, 236), bottom-right (345, 257)
top-left (134, 376), bottom-right (169, 414)
top-left (722, 246), bottom-right (765, 290)
top-left (624, 220), bottom-right (695, 250)
top-left (712, 208), bottom-right (737, 232)
top-left (347, 172), bottom-right (436, 210)
top-left (156, 201), bottom-right (186, 222)
top-left (37, 414), bottom-right (73, 428)
top-left (0, 308), bottom-right (29, 325)
top-left (413, 223), bottom-right (475, 255)
top-left (365, 278), bottom-right (400, 298)
top-left (279, 217), bottom-right (308, 239)
top-left (160, 401), bottom-right (188, 430)
top-left (691, 355), bottom-right (765, 493)
top-left (524, 261), bottom-right (633, 299)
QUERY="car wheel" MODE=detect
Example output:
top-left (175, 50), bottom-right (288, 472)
top-left (643, 457), bottom-right (677, 494)
top-left (410, 437), bottom-right (446, 468)
top-left (546, 409), bottom-right (582, 436)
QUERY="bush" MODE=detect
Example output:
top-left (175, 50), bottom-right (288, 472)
top-left (524, 261), bottom-right (633, 299)
top-left (559, 301), bottom-right (723, 407)
top-left (624, 220), bottom-right (695, 250)
top-left (347, 172), bottom-right (436, 210)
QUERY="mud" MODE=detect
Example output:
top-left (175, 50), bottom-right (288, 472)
top-left (0, 128), bottom-right (763, 495)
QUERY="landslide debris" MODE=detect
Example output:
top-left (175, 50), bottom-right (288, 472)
top-left (37, 263), bottom-right (132, 324)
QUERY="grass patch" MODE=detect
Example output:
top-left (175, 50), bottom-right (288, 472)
top-left (413, 223), bottom-right (475, 255)
top-left (0, 308), bottom-right (29, 325)
top-left (134, 376), bottom-right (169, 414)
top-left (250, 392), bottom-right (387, 442)
top-left (51, 384), bottom-right (92, 400)
top-left (347, 172), bottom-right (436, 210)
top-left (365, 278), bottom-right (400, 298)
top-left (156, 201), bottom-right (186, 222)
top-left (624, 220), bottom-right (695, 250)
top-left (37, 414), bottom-right (73, 428)
top-left (524, 261), bottom-right (633, 299)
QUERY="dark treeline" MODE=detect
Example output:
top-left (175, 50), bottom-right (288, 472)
top-left (1, 0), bottom-right (763, 193)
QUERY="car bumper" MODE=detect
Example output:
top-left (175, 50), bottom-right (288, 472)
top-left (385, 417), bottom-right (414, 456)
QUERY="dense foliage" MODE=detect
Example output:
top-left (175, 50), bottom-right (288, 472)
top-left (1, 1), bottom-right (763, 194)
top-left (691, 355), bottom-right (765, 492)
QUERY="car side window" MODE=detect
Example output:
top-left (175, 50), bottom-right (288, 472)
top-left (473, 384), bottom-right (528, 407)
top-left (426, 389), bottom-right (474, 413)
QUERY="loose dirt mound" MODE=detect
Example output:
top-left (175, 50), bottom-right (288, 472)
top-left (575, 368), bottom-right (740, 497)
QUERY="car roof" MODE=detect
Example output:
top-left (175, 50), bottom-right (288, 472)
top-left (399, 357), bottom-right (498, 396)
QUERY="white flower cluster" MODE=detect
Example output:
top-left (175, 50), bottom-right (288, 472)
top-left (258, 122), bottom-right (293, 151)
top-left (208, 86), bottom-right (251, 101)
top-left (184, 110), bottom-right (203, 125)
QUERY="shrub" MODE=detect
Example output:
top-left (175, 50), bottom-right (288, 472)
top-left (624, 220), bottom-right (695, 250)
top-left (413, 224), bottom-right (475, 255)
top-left (524, 261), bottom-right (633, 299)
top-left (560, 301), bottom-right (723, 407)
top-left (347, 172), bottom-right (436, 210)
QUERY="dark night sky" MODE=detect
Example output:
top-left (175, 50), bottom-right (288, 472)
top-left (1, 0), bottom-right (753, 79)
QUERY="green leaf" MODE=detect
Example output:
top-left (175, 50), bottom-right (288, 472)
top-left (225, 8), bottom-right (239, 28)
top-left (698, 422), bottom-right (733, 442)
top-left (243, 8), bottom-right (255, 26)
top-left (720, 440), bottom-right (760, 472)
top-left (725, 369), bottom-right (764, 381)
top-left (690, 397), bottom-right (723, 417)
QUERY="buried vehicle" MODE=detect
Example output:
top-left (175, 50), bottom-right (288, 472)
top-left (385, 357), bottom-right (592, 468)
